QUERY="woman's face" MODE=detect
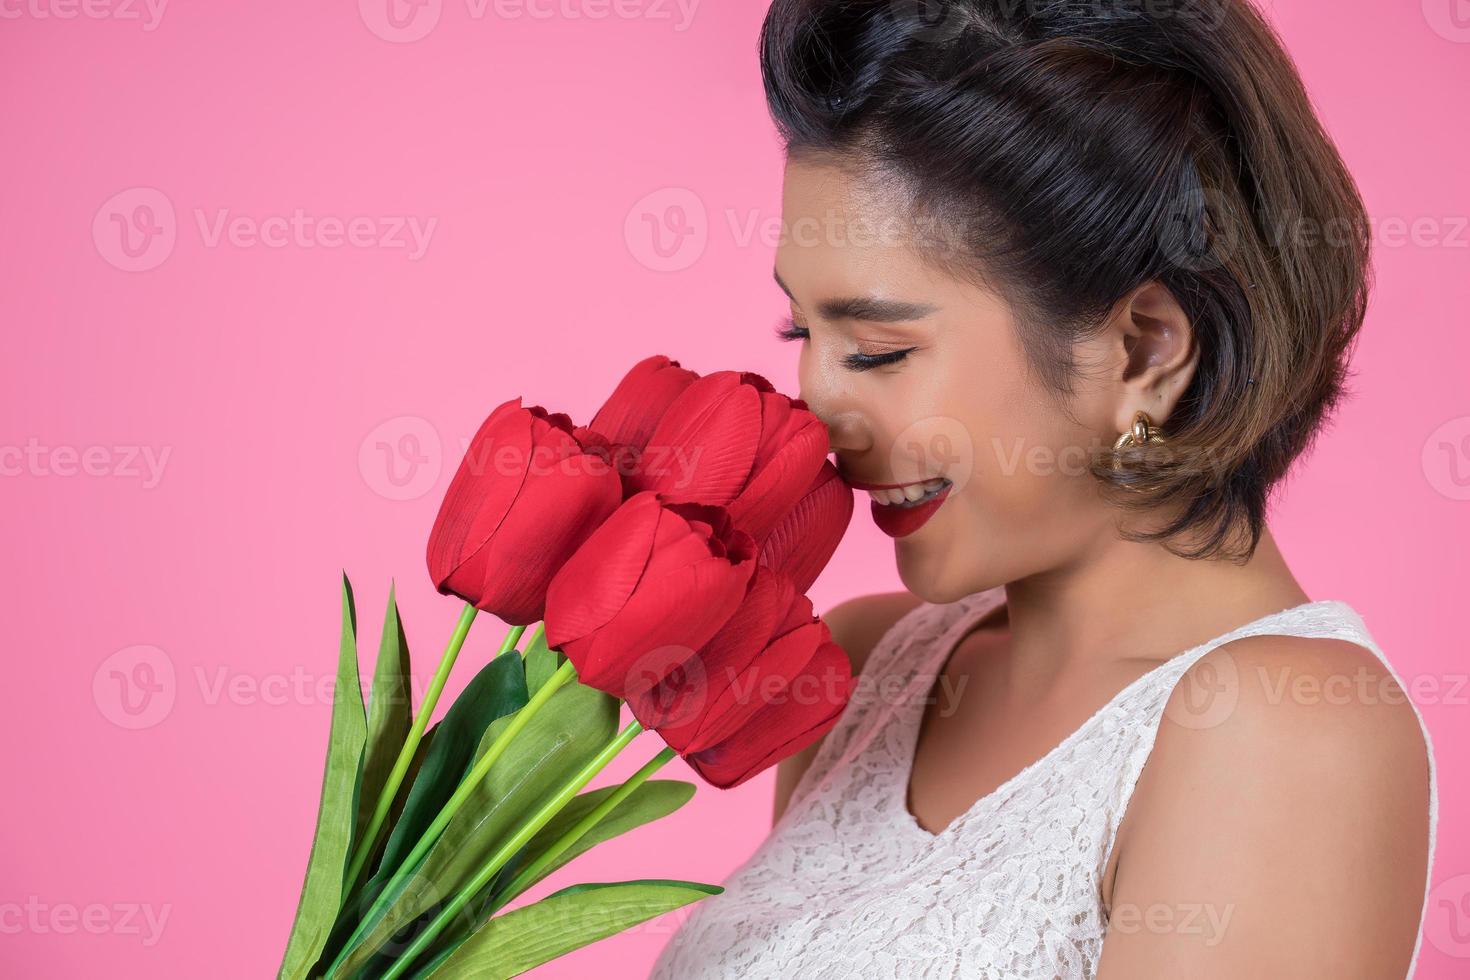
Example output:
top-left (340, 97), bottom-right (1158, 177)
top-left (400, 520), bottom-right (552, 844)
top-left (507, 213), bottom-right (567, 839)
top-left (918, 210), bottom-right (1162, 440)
top-left (776, 158), bottom-right (1137, 602)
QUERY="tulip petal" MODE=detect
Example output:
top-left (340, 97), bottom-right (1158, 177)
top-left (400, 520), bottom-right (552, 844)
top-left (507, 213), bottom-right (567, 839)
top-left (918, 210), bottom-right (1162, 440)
top-left (589, 355), bottom-right (700, 450)
top-left (543, 492), bottom-right (664, 647)
top-left (687, 656), bottom-right (857, 789)
top-left (572, 554), bottom-right (754, 697)
top-left (681, 619), bottom-right (826, 754)
top-left (428, 398), bottom-right (535, 592)
top-left (710, 698), bottom-right (850, 790)
top-left (466, 452), bottom-right (623, 623)
top-left (629, 566), bottom-right (795, 747)
top-left (757, 462), bottom-right (854, 594)
top-left (630, 374), bottom-right (762, 505)
top-left (725, 414), bottom-right (830, 541)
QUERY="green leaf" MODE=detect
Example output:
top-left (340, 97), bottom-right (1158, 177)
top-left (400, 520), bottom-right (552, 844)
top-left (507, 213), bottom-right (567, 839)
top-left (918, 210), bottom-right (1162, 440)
top-left (410, 778), bottom-right (697, 970)
top-left (277, 574), bottom-right (368, 979)
top-left (329, 653), bottom-right (530, 968)
top-left (521, 628), bottom-right (561, 697)
top-left (371, 653), bottom-right (530, 887)
top-left (338, 680), bottom-right (619, 973)
top-left (498, 779), bottom-right (696, 899)
top-left (353, 584), bottom-right (414, 859)
top-left (427, 879), bottom-right (723, 979)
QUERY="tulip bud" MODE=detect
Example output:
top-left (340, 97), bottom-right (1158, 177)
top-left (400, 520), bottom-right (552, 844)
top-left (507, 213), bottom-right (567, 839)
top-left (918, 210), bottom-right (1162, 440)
top-left (683, 623), bottom-right (856, 790)
top-left (626, 371), bottom-right (830, 542)
top-left (587, 354), bottom-right (700, 452)
top-left (426, 397), bottom-right (623, 624)
top-left (543, 491), bottom-right (758, 698)
top-left (623, 560), bottom-right (858, 789)
top-left (624, 563), bottom-right (799, 746)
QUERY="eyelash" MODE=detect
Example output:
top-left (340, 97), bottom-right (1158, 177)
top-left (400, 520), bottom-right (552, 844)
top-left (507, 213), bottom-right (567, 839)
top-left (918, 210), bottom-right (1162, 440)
top-left (775, 317), bottom-right (917, 372)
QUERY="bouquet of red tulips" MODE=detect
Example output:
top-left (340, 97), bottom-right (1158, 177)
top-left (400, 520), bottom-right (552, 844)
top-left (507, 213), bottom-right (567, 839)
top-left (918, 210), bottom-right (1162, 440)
top-left (276, 356), bottom-right (856, 979)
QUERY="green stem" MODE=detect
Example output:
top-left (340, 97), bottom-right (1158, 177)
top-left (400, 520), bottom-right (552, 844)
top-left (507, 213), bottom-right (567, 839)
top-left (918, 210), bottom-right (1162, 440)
top-left (342, 603), bottom-right (480, 899)
top-left (498, 625), bottom-right (527, 655)
top-left (380, 718), bottom-right (649, 980)
top-left (520, 621), bottom-right (547, 660)
top-left (326, 654), bottom-right (580, 978)
top-left (488, 744), bottom-right (676, 916)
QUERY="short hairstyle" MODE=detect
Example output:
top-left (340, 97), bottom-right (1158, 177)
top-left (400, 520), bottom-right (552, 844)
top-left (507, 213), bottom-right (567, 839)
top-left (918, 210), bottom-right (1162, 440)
top-left (760, 0), bottom-right (1372, 563)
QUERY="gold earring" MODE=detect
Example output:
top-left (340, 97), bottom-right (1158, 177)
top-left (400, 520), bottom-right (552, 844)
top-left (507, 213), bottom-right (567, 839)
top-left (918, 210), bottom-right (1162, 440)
top-left (1111, 410), bottom-right (1166, 468)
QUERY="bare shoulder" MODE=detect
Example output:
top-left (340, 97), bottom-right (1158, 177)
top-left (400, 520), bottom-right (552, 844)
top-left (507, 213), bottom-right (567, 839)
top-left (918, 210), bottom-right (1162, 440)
top-left (1164, 633), bottom-right (1430, 767)
top-left (821, 590), bottom-right (929, 677)
top-left (1100, 633), bottom-right (1432, 978)
top-left (771, 591), bottom-right (924, 825)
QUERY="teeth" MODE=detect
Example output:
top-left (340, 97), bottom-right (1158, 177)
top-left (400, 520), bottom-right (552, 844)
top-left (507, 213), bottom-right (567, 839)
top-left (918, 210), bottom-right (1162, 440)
top-left (868, 479), bottom-right (950, 507)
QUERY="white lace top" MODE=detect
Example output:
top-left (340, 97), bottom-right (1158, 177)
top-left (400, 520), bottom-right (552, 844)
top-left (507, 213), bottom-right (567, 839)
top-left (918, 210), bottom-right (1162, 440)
top-left (648, 586), bottom-right (1439, 979)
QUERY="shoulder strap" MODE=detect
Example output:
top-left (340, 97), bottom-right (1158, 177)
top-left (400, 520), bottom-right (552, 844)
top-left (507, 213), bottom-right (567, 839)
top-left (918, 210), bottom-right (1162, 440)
top-left (1102, 600), bottom-right (1439, 944)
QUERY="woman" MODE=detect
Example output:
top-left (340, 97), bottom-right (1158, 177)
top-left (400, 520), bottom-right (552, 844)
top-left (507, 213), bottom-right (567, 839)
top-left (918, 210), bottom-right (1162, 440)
top-left (648, 1), bottom-right (1436, 978)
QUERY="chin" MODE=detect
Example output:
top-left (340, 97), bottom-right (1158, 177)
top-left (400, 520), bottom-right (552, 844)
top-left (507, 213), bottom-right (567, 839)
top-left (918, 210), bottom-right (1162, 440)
top-left (894, 545), bottom-right (970, 606)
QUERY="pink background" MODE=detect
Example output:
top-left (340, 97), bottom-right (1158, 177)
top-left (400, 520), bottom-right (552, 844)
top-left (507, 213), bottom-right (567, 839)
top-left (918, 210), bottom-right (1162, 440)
top-left (2, 1), bottom-right (1466, 976)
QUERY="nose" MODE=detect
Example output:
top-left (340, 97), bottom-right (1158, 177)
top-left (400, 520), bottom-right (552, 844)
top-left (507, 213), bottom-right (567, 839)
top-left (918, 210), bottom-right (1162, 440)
top-left (821, 409), bottom-right (870, 456)
top-left (799, 390), bottom-right (871, 457)
top-left (798, 349), bottom-right (872, 458)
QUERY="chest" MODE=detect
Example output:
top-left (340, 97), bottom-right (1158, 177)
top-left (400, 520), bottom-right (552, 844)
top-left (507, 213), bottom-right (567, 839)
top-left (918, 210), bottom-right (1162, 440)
top-left (903, 629), bottom-right (1164, 839)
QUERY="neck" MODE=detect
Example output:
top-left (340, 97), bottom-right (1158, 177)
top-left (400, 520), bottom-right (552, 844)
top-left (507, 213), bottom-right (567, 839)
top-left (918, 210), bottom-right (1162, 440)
top-left (998, 524), bottom-right (1310, 690)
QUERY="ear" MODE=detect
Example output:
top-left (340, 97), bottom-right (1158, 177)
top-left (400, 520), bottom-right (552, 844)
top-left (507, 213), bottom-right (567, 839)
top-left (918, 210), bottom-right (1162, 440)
top-left (1104, 280), bottom-right (1199, 435)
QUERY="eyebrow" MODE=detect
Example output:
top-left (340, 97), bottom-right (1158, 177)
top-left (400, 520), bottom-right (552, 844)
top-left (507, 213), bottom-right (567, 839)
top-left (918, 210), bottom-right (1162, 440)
top-left (773, 268), bottom-right (940, 323)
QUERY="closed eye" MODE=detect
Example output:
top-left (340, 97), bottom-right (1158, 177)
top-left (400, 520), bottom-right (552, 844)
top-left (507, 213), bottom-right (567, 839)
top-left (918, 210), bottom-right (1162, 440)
top-left (775, 316), bottom-right (917, 372)
top-left (775, 318), bottom-right (808, 342)
top-left (843, 348), bottom-right (916, 371)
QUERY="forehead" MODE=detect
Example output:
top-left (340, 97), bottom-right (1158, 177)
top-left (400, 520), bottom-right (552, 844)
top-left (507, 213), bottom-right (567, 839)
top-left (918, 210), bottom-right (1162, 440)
top-left (776, 158), bottom-right (934, 300)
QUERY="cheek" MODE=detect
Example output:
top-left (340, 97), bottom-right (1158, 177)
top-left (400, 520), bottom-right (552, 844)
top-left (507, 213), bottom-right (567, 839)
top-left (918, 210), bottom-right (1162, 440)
top-left (944, 364), bottom-right (1097, 514)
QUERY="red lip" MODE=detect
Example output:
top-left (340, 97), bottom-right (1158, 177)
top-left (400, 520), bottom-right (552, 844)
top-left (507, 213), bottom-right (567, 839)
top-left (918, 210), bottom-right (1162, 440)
top-left (868, 483), bottom-right (953, 538)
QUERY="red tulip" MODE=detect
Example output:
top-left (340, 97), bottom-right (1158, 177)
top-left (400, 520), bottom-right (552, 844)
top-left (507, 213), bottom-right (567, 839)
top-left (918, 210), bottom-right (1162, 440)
top-left (587, 354), bottom-right (700, 451)
top-left (542, 491), bottom-right (758, 698)
top-left (623, 562), bottom-right (858, 790)
top-left (625, 370), bottom-right (831, 542)
top-left (681, 604), bottom-right (856, 790)
top-left (426, 397), bottom-right (623, 624)
top-left (623, 563), bottom-right (799, 747)
top-left (755, 460), bottom-right (853, 595)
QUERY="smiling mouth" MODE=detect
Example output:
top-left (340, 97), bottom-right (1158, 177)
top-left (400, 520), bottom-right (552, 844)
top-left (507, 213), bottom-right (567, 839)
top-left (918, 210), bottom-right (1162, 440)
top-left (851, 477), bottom-right (953, 508)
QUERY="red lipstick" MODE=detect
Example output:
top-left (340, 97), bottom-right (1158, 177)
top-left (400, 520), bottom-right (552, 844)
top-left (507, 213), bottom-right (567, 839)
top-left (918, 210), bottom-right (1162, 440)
top-left (868, 483), bottom-right (952, 537)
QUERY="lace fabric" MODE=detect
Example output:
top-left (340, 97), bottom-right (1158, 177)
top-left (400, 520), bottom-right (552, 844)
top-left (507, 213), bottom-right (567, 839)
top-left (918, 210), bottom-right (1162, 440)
top-left (647, 587), bottom-right (1439, 980)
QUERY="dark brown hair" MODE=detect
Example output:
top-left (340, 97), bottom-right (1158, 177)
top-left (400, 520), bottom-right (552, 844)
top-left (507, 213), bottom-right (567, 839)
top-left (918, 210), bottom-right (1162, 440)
top-left (759, 0), bottom-right (1372, 562)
